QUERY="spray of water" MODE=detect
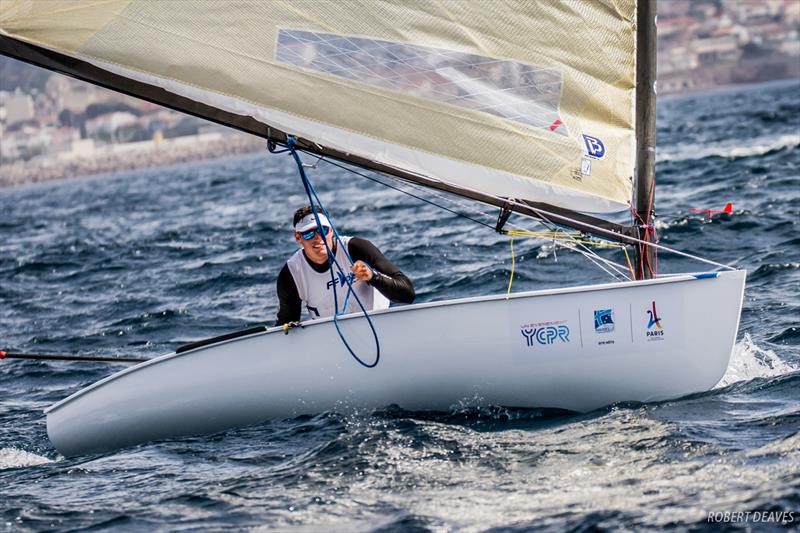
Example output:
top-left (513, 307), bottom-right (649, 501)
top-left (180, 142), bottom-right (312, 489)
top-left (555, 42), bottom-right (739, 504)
top-left (0, 448), bottom-right (53, 469)
top-left (716, 333), bottom-right (797, 388)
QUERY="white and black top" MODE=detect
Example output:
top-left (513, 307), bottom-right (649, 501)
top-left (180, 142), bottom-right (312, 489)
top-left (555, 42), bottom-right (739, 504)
top-left (276, 236), bottom-right (414, 325)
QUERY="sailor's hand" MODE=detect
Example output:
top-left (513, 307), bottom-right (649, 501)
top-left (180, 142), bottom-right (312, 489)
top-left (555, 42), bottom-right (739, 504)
top-left (351, 260), bottom-right (373, 282)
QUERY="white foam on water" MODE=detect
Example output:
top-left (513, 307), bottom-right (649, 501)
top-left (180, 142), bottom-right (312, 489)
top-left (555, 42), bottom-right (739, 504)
top-left (654, 218), bottom-right (688, 231)
top-left (0, 448), bottom-right (53, 469)
top-left (716, 333), bottom-right (797, 388)
top-left (658, 132), bottom-right (800, 163)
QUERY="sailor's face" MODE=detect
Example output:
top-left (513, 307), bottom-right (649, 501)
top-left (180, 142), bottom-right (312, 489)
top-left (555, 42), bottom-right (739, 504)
top-left (295, 227), bottom-right (334, 264)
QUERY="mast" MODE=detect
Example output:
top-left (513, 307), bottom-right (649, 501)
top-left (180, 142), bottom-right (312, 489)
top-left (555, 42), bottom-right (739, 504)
top-left (634, 0), bottom-right (658, 279)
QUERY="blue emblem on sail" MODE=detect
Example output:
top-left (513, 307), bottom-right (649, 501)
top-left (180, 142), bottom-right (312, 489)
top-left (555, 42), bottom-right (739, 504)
top-left (582, 134), bottom-right (606, 159)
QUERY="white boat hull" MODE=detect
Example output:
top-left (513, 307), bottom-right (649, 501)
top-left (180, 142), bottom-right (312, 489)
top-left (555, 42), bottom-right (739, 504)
top-left (46, 271), bottom-right (746, 456)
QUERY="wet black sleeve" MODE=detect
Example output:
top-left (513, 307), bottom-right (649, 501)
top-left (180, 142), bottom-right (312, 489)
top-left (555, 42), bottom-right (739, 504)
top-left (276, 263), bottom-right (302, 326)
top-left (348, 237), bottom-right (415, 304)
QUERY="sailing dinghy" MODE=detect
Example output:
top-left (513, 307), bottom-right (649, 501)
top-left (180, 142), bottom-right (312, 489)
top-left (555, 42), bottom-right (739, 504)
top-left (0, 0), bottom-right (745, 456)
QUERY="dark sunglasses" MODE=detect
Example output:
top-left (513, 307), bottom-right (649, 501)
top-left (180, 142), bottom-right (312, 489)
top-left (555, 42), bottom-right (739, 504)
top-left (300, 226), bottom-right (331, 241)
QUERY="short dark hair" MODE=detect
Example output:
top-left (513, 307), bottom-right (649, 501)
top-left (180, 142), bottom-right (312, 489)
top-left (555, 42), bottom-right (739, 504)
top-left (292, 205), bottom-right (324, 227)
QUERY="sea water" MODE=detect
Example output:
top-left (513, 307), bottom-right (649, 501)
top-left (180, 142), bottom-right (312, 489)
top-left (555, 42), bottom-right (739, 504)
top-left (1, 80), bottom-right (798, 531)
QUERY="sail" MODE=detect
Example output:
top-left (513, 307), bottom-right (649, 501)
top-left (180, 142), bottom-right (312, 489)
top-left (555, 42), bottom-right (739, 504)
top-left (0, 0), bottom-right (637, 214)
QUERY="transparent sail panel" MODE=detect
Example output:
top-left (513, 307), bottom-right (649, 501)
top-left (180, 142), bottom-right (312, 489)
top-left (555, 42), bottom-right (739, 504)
top-left (276, 29), bottom-right (567, 135)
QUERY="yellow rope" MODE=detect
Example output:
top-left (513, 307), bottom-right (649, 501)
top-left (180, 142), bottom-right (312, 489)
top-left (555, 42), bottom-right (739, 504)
top-left (506, 236), bottom-right (515, 299)
top-left (621, 246), bottom-right (634, 278)
top-left (503, 230), bottom-right (636, 280)
top-left (505, 230), bottom-right (581, 239)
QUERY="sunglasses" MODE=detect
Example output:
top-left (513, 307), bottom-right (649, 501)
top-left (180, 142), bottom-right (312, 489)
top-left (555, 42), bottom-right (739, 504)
top-left (300, 226), bottom-right (331, 241)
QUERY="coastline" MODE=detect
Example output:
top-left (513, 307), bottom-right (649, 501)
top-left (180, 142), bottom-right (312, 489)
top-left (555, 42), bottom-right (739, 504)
top-left (2, 77), bottom-right (797, 190)
top-left (0, 131), bottom-right (265, 188)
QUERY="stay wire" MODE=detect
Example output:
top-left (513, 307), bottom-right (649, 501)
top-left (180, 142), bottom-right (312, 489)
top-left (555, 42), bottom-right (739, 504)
top-left (406, 178), bottom-right (632, 279)
top-left (367, 155), bottom-right (727, 274)
top-left (503, 222), bottom-right (632, 281)
top-left (271, 138), bottom-right (381, 369)
top-left (296, 148), bottom-right (732, 276)
top-left (307, 152), bottom-right (497, 231)
top-left (310, 151), bottom-right (632, 280)
top-left (501, 196), bottom-right (735, 272)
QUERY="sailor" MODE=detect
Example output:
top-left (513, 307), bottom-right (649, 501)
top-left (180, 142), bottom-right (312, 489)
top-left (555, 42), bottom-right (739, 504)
top-left (276, 205), bottom-right (415, 325)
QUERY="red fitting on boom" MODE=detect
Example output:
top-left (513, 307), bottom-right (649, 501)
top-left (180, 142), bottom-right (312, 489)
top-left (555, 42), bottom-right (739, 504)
top-left (0, 351), bottom-right (6, 359)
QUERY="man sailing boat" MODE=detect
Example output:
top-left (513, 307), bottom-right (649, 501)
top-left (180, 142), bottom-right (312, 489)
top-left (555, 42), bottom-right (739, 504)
top-left (276, 205), bottom-right (415, 325)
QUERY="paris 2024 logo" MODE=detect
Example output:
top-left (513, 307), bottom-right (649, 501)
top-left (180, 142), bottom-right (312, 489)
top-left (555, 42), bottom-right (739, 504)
top-left (646, 301), bottom-right (664, 340)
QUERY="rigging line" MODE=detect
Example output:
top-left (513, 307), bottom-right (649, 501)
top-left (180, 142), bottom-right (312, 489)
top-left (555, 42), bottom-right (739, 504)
top-left (316, 153), bottom-right (610, 252)
top-left (505, 229), bottom-right (630, 281)
top-left (292, 146), bottom-right (380, 368)
top-left (393, 169), bottom-right (630, 280)
top-left (316, 152), bottom-right (635, 281)
top-left (559, 240), bottom-right (627, 281)
top-left (319, 154), bottom-right (631, 278)
top-left (647, 177), bottom-right (658, 277)
top-left (502, 205), bottom-right (633, 280)
top-left (501, 197), bottom-right (736, 272)
top-left (433, 178), bottom-right (634, 278)
top-left (293, 153), bottom-right (379, 368)
top-left (501, 217), bottom-right (632, 276)
top-left (314, 151), bottom-right (632, 279)
top-left (509, 222), bottom-right (621, 280)
top-left (506, 236), bottom-right (515, 299)
top-left (0, 351), bottom-right (147, 364)
top-left (439, 182), bottom-right (626, 278)
top-left (325, 147), bottom-right (734, 272)
top-left (307, 152), bottom-right (497, 231)
top-left (557, 236), bottom-right (631, 280)
top-left (315, 151), bottom-right (625, 279)
top-left (275, 139), bottom-right (381, 369)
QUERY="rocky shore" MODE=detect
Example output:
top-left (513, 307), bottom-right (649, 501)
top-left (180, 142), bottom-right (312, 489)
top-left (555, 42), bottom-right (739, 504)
top-left (0, 132), bottom-right (265, 188)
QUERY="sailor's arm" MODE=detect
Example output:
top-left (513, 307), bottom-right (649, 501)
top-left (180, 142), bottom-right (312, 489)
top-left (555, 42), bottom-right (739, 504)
top-left (275, 263), bottom-right (302, 325)
top-left (348, 237), bottom-right (415, 304)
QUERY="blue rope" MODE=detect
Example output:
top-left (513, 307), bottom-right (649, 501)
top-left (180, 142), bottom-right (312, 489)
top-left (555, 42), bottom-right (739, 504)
top-left (268, 137), bottom-right (381, 368)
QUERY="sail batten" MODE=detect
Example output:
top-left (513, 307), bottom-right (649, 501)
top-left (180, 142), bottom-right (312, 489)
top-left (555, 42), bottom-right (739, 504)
top-left (1, 0), bottom-right (640, 218)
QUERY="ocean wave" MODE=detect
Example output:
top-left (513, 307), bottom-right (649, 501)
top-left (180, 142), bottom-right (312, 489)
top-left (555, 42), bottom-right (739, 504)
top-left (716, 333), bottom-right (797, 388)
top-left (657, 133), bottom-right (799, 163)
top-left (0, 447), bottom-right (53, 469)
top-left (749, 262), bottom-right (800, 281)
top-left (769, 326), bottom-right (800, 345)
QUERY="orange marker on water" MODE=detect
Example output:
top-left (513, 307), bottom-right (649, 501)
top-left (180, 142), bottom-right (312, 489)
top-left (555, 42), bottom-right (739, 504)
top-left (689, 202), bottom-right (733, 220)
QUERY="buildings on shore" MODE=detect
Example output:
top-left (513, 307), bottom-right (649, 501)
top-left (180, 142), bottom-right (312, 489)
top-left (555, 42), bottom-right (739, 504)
top-left (658, 0), bottom-right (800, 93)
top-left (1, 0), bottom-right (798, 177)
top-left (0, 72), bottom-right (241, 167)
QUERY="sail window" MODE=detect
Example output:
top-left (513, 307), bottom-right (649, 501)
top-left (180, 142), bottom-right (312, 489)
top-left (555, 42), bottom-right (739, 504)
top-left (276, 29), bottom-right (567, 135)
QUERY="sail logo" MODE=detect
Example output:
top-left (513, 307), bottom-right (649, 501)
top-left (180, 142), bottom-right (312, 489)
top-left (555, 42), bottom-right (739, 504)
top-left (594, 309), bottom-right (615, 333)
top-left (520, 321), bottom-right (570, 347)
top-left (582, 134), bottom-right (606, 159)
top-left (327, 272), bottom-right (355, 290)
top-left (646, 301), bottom-right (665, 339)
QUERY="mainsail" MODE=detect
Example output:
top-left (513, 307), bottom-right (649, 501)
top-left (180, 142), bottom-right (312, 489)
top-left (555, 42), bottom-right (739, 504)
top-left (0, 0), bottom-right (654, 249)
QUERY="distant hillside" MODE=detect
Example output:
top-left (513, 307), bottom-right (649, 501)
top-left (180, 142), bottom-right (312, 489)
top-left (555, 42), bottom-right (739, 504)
top-left (0, 56), bottom-right (51, 92)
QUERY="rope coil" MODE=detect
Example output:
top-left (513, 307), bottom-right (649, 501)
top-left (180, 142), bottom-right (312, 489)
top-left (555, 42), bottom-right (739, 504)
top-left (269, 138), bottom-right (381, 368)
